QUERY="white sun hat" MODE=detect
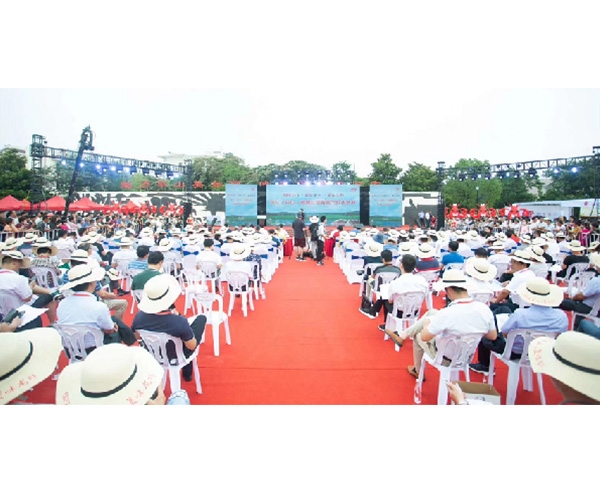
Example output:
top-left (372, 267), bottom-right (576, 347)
top-left (60, 264), bottom-right (106, 291)
top-left (364, 241), bottom-right (384, 257)
top-left (415, 243), bottom-right (436, 259)
top-left (229, 242), bottom-right (251, 261)
top-left (138, 274), bottom-right (181, 314)
top-left (517, 277), bottom-right (564, 307)
top-left (0, 328), bottom-right (63, 405)
top-left (1, 250), bottom-right (31, 268)
top-left (55, 343), bottom-right (164, 405)
top-left (568, 240), bottom-right (586, 252)
top-left (117, 237), bottom-right (134, 247)
top-left (432, 269), bottom-right (474, 292)
top-left (529, 331), bottom-right (600, 402)
top-left (465, 258), bottom-right (497, 282)
top-left (156, 238), bottom-right (173, 252)
top-left (309, 216), bottom-right (319, 224)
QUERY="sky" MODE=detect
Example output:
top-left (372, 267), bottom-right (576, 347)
top-left (1, 1), bottom-right (599, 180)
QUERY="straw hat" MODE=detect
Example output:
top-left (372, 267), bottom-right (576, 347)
top-left (388, 229), bottom-right (400, 238)
top-left (156, 238), bottom-right (172, 252)
top-left (529, 331), bottom-right (600, 402)
top-left (3, 237), bottom-right (24, 251)
top-left (517, 277), bottom-right (564, 307)
top-left (432, 269), bottom-right (474, 292)
top-left (337, 231), bottom-right (350, 242)
top-left (70, 249), bottom-right (90, 263)
top-left (413, 228), bottom-right (424, 235)
top-left (588, 253), bottom-right (600, 269)
top-left (55, 343), bottom-right (164, 405)
top-left (32, 237), bottom-right (58, 256)
top-left (114, 230), bottom-right (125, 239)
top-left (511, 249), bottom-right (534, 264)
top-left (22, 232), bottom-right (37, 243)
top-left (399, 242), bottom-right (413, 253)
top-left (309, 216), bottom-right (319, 224)
top-left (465, 258), bottom-right (497, 282)
top-left (0, 328), bottom-right (63, 405)
top-left (79, 235), bottom-right (97, 245)
top-left (187, 235), bottom-right (200, 246)
top-left (489, 242), bottom-right (505, 251)
top-left (588, 241), bottom-right (600, 251)
top-left (60, 264), bottom-right (106, 291)
top-left (544, 232), bottom-right (556, 241)
top-left (106, 268), bottom-right (121, 281)
top-left (415, 243), bottom-right (436, 259)
top-left (1, 250), bottom-right (31, 267)
top-left (117, 237), bottom-right (133, 247)
top-left (241, 227), bottom-right (255, 235)
top-left (365, 241), bottom-right (384, 257)
top-left (427, 230), bottom-right (438, 237)
top-left (139, 228), bottom-right (153, 237)
top-left (520, 235), bottom-right (531, 245)
top-left (230, 242), bottom-right (251, 261)
top-left (398, 230), bottom-right (408, 238)
top-left (568, 240), bottom-right (585, 252)
top-left (138, 274), bottom-right (181, 314)
top-left (368, 228), bottom-right (379, 236)
top-left (528, 246), bottom-right (547, 263)
top-left (468, 230), bottom-right (479, 239)
top-left (555, 232), bottom-right (566, 239)
top-left (531, 237), bottom-right (547, 247)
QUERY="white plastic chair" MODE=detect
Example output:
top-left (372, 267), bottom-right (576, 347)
top-left (197, 260), bottom-right (222, 295)
top-left (414, 332), bottom-right (484, 405)
top-left (114, 259), bottom-right (134, 290)
top-left (30, 266), bottom-right (60, 290)
top-left (469, 291), bottom-right (495, 305)
top-left (129, 289), bottom-right (144, 314)
top-left (444, 263), bottom-right (465, 272)
top-left (227, 271), bottom-right (254, 317)
top-left (182, 273), bottom-right (207, 316)
top-left (137, 329), bottom-right (202, 394)
top-left (359, 263), bottom-right (383, 297)
top-left (345, 250), bottom-right (366, 285)
top-left (418, 269), bottom-right (441, 310)
top-left (572, 294), bottom-right (600, 331)
top-left (488, 328), bottom-right (559, 405)
top-left (248, 261), bottom-right (265, 300)
top-left (385, 291), bottom-right (426, 351)
top-left (52, 323), bottom-right (105, 364)
top-left (192, 292), bottom-right (231, 357)
top-left (494, 262), bottom-right (510, 280)
top-left (555, 262), bottom-right (590, 287)
top-left (565, 270), bottom-right (595, 299)
top-left (162, 260), bottom-right (184, 289)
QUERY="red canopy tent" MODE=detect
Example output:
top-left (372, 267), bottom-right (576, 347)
top-left (122, 200), bottom-right (140, 215)
top-left (69, 197), bottom-right (103, 212)
top-left (0, 195), bottom-right (25, 212)
top-left (21, 199), bottom-right (30, 211)
top-left (39, 196), bottom-right (67, 212)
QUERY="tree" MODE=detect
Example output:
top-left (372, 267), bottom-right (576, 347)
top-left (192, 154), bottom-right (254, 190)
top-left (368, 153), bottom-right (402, 184)
top-left (330, 161), bottom-right (357, 184)
top-left (441, 159), bottom-right (502, 209)
top-left (542, 159), bottom-right (597, 200)
top-left (0, 148), bottom-right (31, 200)
top-left (498, 176), bottom-right (539, 206)
top-left (399, 162), bottom-right (437, 191)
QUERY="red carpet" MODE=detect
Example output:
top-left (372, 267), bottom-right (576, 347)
top-left (25, 255), bottom-right (564, 405)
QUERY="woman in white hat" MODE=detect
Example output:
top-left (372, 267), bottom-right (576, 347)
top-left (0, 327), bottom-right (63, 404)
top-left (469, 277), bottom-right (568, 375)
top-left (56, 343), bottom-right (167, 405)
top-left (528, 331), bottom-right (600, 404)
top-left (131, 275), bottom-right (206, 383)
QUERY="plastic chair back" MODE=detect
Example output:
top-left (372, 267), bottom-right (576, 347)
top-left (470, 291), bottom-right (494, 305)
top-left (433, 332), bottom-right (483, 369)
top-left (385, 291), bottom-right (426, 336)
top-left (53, 323), bottom-right (105, 363)
top-left (30, 266), bottom-right (60, 289)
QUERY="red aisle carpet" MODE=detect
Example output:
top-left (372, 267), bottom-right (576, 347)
top-left (27, 255), bottom-right (563, 405)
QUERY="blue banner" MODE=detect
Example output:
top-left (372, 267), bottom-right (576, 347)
top-left (266, 185), bottom-right (360, 226)
top-left (225, 184), bottom-right (257, 225)
top-left (370, 185), bottom-right (403, 226)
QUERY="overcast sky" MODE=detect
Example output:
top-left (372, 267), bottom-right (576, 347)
top-left (2, 2), bottom-right (599, 177)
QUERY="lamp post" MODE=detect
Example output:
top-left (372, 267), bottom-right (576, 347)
top-left (475, 186), bottom-right (480, 206)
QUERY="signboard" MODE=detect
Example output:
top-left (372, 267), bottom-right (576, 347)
top-left (266, 185), bottom-right (360, 226)
top-left (225, 184), bottom-right (258, 225)
top-left (370, 185), bottom-right (403, 226)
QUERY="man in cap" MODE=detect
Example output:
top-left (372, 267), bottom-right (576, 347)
top-left (385, 269), bottom-right (497, 379)
top-left (132, 275), bottom-right (206, 383)
top-left (58, 265), bottom-right (137, 351)
top-left (469, 277), bottom-right (568, 375)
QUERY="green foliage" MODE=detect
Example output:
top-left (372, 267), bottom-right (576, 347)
top-left (368, 153), bottom-right (402, 184)
top-left (498, 176), bottom-right (538, 206)
top-left (0, 148), bottom-right (31, 200)
top-left (442, 159), bottom-right (502, 208)
top-left (542, 159), bottom-right (597, 200)
top-left (400, 162), bottom-right (437, 191)
top-left (330, 161), bottom-right (357, 184)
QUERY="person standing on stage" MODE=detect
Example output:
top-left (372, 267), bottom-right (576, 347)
top-left (292, 212), bottom-right (307, 262)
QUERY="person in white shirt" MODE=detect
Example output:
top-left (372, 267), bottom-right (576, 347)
top-left (111, 237), bottom-right (137, 270)
top-left (137, 228), bottom-right (156, 248)
top-left (196, 238), bottom-right (222, 273)
top-left (386, 269), bottom-right (497, 379)
top-left (222, 243), bottom-right (253, 291)
top-left (490, 249), bottom-right (536, 312)
top-left (54, 229), bottom-right (77, 261)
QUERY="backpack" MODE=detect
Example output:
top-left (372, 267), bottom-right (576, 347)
top-left (310, 224), bottom-right (319, 242)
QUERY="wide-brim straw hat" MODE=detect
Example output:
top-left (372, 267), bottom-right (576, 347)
top-left (1, 250), bottom-right (31, 268)
top-left (465, 258), bottom-right (497, 282)
top-left (415, 244), bottom-right (436, 259)
top-left (117, 237), bottom-right (133, 247)
top-left (60, 264), bottom-right (106, 291)
top-left (365, 241), bottom-right (384, 257)
top-left (156, 238), bottom-right (172, 252)
top-left (139, 228), bottom-right (153, 237)
top-left (588, 253), bottom-right (600, 269)
top-left (388, 229), bottom-right (400, 238)
top-left (169, 228), bottom-right (182, 236)
top-left (568, 240), bottom-right (585, 252)
top-left (22, 232), bottom-right (37, 243)
top-left (309, 216), bottom-right (319, 224)
top-left (520, 235), bottom-right (532, 245)
top-left (399, 242), bottom-right (413, 253)
top-left (517, 277), bottom-right (564, 307)
top-left (0, 328), bottom-right (63, 405)
top-left (70, 249), bottom-right (90, 263)
top-left (337, 231), bottom-right (350, 241)
top-left (544, 232), bottom-right (556, 241)
top-left (511, 249), bottom-right (534, 264)
top-left (555, 232), bottom-right (566, 239)
top-left (468, 230), bottom-right (479, 239)
top-left (230, 242), bottom-right (251, 261)
top-left (528, 246), bottom-right (547, 263)
top-left (114, 230), bottom-right (125, 238)
top-left (432, 269), bottom-right (474, 292)
top-left (187, 235), bottom-right (200, 246)
top-left (529, 331), bottom-right (600, 402)
top-left (531, 237), bottom-right (547, 247)
top-left (79, 235), bottom-right (97, 245)
top-left (106, 268), bottom-right (121, 281)
top-left (3, 237), bottom-right (24, 250)
top-left (489, 242), bottom-right (505, 251)
top-left (588, 241), bottom-right (600, 251)
top-left (398, 230), bottom-right (408, 238)
top-left (138, 274), bottom-right (181, 314)
top-left (55, 343), bottom-right (164, 405)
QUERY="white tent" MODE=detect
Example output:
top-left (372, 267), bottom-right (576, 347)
top-left (517, 199), bottom-right (600, 219)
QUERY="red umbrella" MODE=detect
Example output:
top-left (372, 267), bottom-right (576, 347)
top-left (39, 196), bottom-right (67, 212)
top-left (69, 197), bottom-right (103, 212)
top-left (0, 195), bottom-right (25, 212)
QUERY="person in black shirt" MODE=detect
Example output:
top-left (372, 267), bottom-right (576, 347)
top-left (291, 213), bottom-right (307, 261)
